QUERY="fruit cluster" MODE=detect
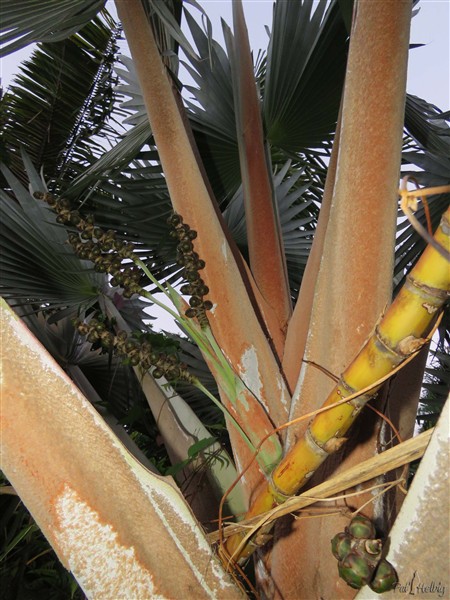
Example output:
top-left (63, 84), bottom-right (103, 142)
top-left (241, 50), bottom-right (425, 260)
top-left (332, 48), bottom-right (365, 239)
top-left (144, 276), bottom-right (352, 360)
top-left (74, 317), bottom-right (194, 383)
top-left (34, 192), bottom-right (142, 298)
top-left (167, 212), bottom-right (213, 328)
top-left (331, 514), bottom-right (398, 593)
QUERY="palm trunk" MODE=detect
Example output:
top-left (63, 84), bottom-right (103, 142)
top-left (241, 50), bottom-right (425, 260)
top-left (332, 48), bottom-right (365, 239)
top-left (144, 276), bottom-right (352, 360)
top-left (115, 1), bottom-right (291, 502)
top-left (355, 396), bottom-right (450, 599)
top-left (261, 1), bottom-right (414, 596)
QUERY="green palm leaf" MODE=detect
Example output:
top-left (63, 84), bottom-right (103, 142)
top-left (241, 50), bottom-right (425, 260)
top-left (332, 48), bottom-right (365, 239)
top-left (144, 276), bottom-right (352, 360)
top-left (0, 162), bottom-right (104, 313)
top-left (404, 94), bottom-right (450, 156)
top-left (67, 121), bottom-right (153, 196)
top-left (0, 0), bottom-right (105, 56)
top-left (395, 105), bottom-right (450, 289)
top-left (0, 11), bottom-right (119, 184)
top-left (181, 9), bottom-right (240, 202)
top-left (263, 0), bottom-right (348, 151)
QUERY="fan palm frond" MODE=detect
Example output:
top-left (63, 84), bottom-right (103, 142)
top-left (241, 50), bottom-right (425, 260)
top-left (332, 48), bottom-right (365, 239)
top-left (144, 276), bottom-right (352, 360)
top-left (405, 94), bottom-right (450, 156)
top-left (263, 0), bottom-right (348, 152)
top-left (0, 0), bottom-right (105, 56)
top-left (396, 104), bottom-right (450, 289)
top-left (0, 11), bottom-right (120, 185)
top-left (0, 153), bottom-right (154, 326)
top-left (0, 162), bottom-right (104, 314)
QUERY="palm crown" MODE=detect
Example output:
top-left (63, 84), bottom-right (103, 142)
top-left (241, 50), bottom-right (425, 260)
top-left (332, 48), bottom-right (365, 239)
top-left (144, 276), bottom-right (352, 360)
top-left (1, 1), bottom-right (449, 598)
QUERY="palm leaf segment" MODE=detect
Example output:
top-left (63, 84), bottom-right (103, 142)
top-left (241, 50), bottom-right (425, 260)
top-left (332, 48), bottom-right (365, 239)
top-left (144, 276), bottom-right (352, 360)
top-left (0, 0), bottom-right (106, 56)
top-left (263, 0), bottom-right (348, 152)
top-left (398, 97), bottom-right (450, 288)
top-left (0, 9), bottom-right (120, 185)
top-left (0, 160), bottom-right (104, 313)
top-left (89, 1), bottom-right (343, 299)
top-left (182, 0), bottom-right (347, 203)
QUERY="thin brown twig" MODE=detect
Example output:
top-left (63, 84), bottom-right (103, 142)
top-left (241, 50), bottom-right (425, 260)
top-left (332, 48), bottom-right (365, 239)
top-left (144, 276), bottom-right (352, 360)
top-left (302, 359), bottom-right (340, 382)
top-left (366, 403), bottom-right (409, 494)
top-left (211, 425), bottom-right (433, 545)
top-left (217, 325), bottom-right (436, 553)
top-left (351, 479), bottom-right (404, 517)
top-left (399, 178), bottom-right (450, 260)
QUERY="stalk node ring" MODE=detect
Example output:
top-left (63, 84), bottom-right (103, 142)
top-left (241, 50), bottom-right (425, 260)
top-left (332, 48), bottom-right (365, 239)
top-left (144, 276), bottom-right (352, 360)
top-left (268, 474), bottom-right (296, 504)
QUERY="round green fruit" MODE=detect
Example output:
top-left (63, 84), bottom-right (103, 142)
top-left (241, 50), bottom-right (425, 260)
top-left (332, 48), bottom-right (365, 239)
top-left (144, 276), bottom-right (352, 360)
top-left (348, 514), bottom-right (376, 539)
top-left (369, 559), bottom-right (398, 593)
top-left (338, 552), bottom-right (373, 589)
top-left (331, 532), bottom-right (352, 561)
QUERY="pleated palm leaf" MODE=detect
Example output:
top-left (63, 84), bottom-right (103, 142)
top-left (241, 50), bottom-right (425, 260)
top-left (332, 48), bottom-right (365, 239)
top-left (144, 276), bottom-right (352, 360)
top-left (0, 9), bottom-right (120, 187)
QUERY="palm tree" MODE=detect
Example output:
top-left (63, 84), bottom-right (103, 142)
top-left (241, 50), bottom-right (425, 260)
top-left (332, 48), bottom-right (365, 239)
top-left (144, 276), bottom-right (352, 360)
top-left (1, 1), bottom-right (449, 598)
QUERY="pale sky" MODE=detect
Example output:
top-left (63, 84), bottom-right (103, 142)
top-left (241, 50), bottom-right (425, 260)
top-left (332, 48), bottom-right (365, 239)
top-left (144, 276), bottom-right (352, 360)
top-left (1, 1), bottom-right (449, 108)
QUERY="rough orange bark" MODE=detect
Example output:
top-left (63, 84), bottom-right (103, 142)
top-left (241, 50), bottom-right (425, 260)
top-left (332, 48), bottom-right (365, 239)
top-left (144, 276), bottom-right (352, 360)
top-left (253, 1), bottom-right (414, 596)
top-left (115, 0), bottom-right (290, 446)
top-left (230, 0), bottom-right (292, 355)
top-left (0, 300), bottom-right (243, 599)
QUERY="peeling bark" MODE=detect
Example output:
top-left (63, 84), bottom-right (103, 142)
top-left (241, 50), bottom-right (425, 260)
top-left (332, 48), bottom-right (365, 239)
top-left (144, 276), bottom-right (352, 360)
top-left (0, 299), bottom-right (243, 599)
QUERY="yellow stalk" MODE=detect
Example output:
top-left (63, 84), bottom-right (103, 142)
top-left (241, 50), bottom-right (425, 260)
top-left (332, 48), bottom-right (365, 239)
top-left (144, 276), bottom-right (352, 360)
top-left (225, 205), bottom-right (450, 561)
top-left (213, 426), bottom-right (432, 545)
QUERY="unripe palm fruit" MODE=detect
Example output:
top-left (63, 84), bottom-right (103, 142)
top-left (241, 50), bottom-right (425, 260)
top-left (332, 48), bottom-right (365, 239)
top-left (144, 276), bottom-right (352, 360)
top-left (369, 559), bottom-right (398, 593)
top-left (186, 271), bottom-right (200, 282)
top-left (166, 366), bottom-right (181, 380)
top-left (77, 323), bottom-right (90, 336)
top-left (348, 514), bottom-right (376, 539)
top-left (179, 240), bottom-right (193, 253)
top-left (189, 296), bottom-right (203, 307)
top-left (58, 198), bottom-right (71, 210)
top-left (331, 532), bottom-right (352, 561)
top-left (167, 213), bottom-right (183, 227)
top-left (196, 284), bottom-right (209, 296)
top-left (69, 211), bottom-right (81, 225)
top-left (87, 331), bottom-right (99, 343)
top-left (364, 539), bottom-right (383, 556)
top-left (338, 551), bottom-right (373, 589)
